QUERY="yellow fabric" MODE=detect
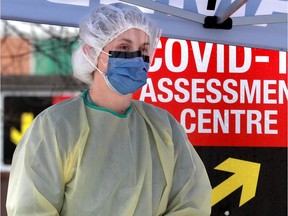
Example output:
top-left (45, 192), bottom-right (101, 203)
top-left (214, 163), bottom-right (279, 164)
top-left (6, 92), bottom-right (211, 216)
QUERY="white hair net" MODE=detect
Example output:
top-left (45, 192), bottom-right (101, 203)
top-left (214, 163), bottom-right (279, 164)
top-left (72, 3), bottom-right (161, 85)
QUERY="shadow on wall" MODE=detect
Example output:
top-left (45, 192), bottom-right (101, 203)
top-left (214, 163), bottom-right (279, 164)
top-left (1, 172), bottom-right (9, 216)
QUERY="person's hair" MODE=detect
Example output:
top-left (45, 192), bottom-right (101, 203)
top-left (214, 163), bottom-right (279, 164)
top-left (72, 3), bottom-right (161, 84)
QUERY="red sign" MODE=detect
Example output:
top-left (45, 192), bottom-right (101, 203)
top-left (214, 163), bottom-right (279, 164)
top-left (133, 38), bottom-right (288, 147)
top-left (52, 95), bottom-right (75, 105)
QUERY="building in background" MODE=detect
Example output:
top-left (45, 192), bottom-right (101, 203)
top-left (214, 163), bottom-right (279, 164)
top-left (1, 20), bottom-right (79, 76)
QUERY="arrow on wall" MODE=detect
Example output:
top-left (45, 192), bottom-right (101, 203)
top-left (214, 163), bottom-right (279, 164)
top-left (212, 157), bottom-right (261, 207)
top-left (10, 112), bottom-right (34, 145)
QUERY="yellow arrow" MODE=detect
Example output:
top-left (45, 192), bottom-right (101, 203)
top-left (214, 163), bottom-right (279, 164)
top-left (212, 158), bottom-right (261, 207)
top-left (10, 112), bottom-right (34, 145)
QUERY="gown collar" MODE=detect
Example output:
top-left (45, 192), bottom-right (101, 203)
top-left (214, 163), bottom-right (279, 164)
top-left (82, 89), bottom-right (132, 118)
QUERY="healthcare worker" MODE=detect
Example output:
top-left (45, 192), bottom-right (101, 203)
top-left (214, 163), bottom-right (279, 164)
top-left (6, 3), bottom-right (212, 216)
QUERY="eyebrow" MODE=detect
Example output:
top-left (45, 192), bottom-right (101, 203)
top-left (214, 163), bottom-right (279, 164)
top-left (118, 38), bottom-right (150, 46)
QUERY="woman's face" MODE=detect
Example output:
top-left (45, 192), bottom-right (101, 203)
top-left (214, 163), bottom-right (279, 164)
top-left (97, 28), bottom-right (150, 73)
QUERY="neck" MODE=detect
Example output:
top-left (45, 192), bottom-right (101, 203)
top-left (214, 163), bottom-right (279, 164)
top-left (89, 72), bottom-right (132, 115)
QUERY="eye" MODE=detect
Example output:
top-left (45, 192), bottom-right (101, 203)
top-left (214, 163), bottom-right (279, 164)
top-left (139, 45), bottom-right (150, 56)
top-left (117, 44), bottom-right (130, 51)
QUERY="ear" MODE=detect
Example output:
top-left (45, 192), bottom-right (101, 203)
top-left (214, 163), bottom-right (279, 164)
top-left (82, 44), bottom-right (92, 55)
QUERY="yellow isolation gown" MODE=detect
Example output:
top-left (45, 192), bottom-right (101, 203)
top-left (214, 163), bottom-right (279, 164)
top-left (6, 89), bottom-right (211, 216)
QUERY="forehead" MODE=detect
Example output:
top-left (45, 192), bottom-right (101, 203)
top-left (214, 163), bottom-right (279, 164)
top-left (110, 28), bottom-right (150, 45)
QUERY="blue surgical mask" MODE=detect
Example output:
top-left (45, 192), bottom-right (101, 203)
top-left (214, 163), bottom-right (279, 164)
top-left (103, 51), bottom-right (150, 95)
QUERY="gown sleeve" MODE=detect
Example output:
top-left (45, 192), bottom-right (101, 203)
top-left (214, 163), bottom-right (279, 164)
top-left (164, 121), bottom-right (212, 216)
top-left (6, 114), bottom-right (65, 216)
